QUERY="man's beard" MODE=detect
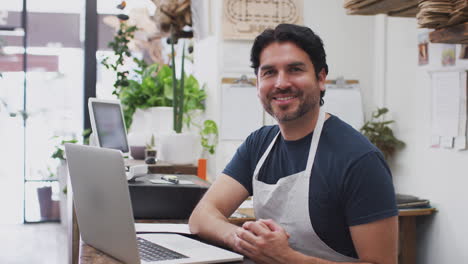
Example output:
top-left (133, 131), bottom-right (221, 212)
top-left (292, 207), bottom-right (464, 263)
top-left (262, 88), bottom-right (319, 123)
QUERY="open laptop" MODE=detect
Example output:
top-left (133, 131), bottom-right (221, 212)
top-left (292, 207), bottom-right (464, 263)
top-left (88, 98), bottom-right (131, 157)
top-left (65, 143), bottom-right (243, 264)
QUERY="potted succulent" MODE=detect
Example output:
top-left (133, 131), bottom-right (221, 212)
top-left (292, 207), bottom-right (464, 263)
top-left (145, 134), bottom-right (157, 164)
top-left (360, 107), bottom-right (405, 160)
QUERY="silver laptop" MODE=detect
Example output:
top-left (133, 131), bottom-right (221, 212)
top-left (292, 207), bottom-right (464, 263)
top-left (65, 143), bottom-right (243, 264)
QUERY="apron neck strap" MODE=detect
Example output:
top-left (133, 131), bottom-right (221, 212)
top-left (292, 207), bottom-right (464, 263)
top-left (253, 132), bottom-right (280, 177)
top-left (305, 107), bottom-right (326, 173)
top-left (253, 108), bottom-right (326, 178)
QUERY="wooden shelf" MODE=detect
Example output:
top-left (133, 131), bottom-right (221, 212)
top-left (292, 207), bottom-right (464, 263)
top-left (346, 0), bottom-right (418, 17)
top-left (429, 22), bottom-right (468, 44)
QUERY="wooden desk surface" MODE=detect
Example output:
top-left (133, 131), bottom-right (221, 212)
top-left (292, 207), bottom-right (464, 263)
top-left (398, 207), bottom-right (436, 217)
top-left (78, 208), bottom-right (435, 264)
top-left (398, 207), bottom-right (436, 264)
top-left (79, 216), bottom-right (252, 264)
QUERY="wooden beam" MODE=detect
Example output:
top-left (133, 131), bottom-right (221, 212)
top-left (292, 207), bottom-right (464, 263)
top-left (429, 22), bottom-right (468, 44)
top-left (347, 0), bottom-right (418, 16)
top-left (387, 4), bottom-right (418, 17)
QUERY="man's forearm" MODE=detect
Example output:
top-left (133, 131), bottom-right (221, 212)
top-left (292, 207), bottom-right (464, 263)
top-left (188, 206), bottom-right (239, 248)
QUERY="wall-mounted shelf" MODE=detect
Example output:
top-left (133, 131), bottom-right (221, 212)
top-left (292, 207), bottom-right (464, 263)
top-left (345, 0), bottom-right (418, 17)
top-left (344, 1), bottom-right (467, 44)
top-left (429, 22), bottom-right (468, 44)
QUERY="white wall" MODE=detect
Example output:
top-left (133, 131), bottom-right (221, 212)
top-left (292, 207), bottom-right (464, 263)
top-left (385, 17), bottom-right (468, 263)
top-left (303, 0), bottom-right (376, 116)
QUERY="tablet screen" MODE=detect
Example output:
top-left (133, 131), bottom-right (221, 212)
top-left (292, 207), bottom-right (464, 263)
top-left (91, 101), bottom-right (129, 153)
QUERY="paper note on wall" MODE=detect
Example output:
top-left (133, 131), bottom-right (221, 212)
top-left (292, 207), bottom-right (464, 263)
top-left (454, 71), bottom-right (467, 150)
top-left (221, 83), bottom-right (263, 140)
top-left (323, 87), bottom-right (364, 130)
top-left (431, 71), bottom-right (461, 137)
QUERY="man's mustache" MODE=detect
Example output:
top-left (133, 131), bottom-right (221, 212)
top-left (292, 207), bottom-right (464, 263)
top-left (268, 89), bottom-right (301, 98)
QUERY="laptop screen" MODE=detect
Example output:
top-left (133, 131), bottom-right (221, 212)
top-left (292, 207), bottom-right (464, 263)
top-left (91, 101), bottom-right (129, 153)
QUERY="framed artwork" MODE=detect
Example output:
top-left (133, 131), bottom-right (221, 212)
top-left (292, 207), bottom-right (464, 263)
top-left (418, 32), bottom-right (429, 66)
top-left (222, 0), bottom-right (303, 40)
top-left (441, 44), bottom-right (456, 66)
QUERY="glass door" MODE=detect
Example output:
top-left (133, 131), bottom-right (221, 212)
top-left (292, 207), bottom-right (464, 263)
top-left (0, 0), bottom-right (85, 223)
top-left (0, 4), bottom-right (25, 224)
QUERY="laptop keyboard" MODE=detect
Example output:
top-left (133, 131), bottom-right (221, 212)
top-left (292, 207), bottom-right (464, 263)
top-left (137, 237), bottom-right (189, 262)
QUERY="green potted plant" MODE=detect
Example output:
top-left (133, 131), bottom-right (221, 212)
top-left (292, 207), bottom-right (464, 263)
top-left (158, 37), bottom-right (195, 164)
top-left (196, 120), bottom-right (218, 180)
top-left (101, 22), bottom-right (173, 130)
top-left (360, 107), bottom-right (405, 160)
top-left (103, 19), bottom-right (218, 162)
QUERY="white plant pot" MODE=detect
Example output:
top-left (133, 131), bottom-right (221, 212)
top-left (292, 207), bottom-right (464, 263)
top-left (128, 107), bottom-right (174, 160)
top-left (160, 132), bottom-right (200, 165)
top-left (129, 106), bottom-right (173, 136)
top-left (129, 106), bottom-right (174, 139)
top-left (129, 108), bottom-right (148, 133)
top-left (148, 107), bottom-right (174, 135)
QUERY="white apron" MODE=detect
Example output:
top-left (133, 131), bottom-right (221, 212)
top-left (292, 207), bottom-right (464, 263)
top-left (252, 108), bottom-right (358, 262)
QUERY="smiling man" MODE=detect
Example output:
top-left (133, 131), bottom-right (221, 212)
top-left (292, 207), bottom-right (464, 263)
top-left (189, 24), bottom-right (398, 264)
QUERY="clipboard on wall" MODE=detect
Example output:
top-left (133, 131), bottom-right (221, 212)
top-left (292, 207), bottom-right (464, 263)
top-left (322, 78), bottom-right (364, 130)
top-left (221, 75), bottom-right (263, 140)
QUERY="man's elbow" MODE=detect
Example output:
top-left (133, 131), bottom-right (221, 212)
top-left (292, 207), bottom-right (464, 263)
top-left (188, 206), bottom-right (202, 234)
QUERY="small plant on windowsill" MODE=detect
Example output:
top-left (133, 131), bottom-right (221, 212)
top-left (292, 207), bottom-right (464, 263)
top-left (145, 134), bottom-right (157, 164)
top-left (51, 138), bottom-right (79, 162)
top-left (51, 137), bottom-right (78, 195)
top-left (50, 129), bottom-right (90, 194)
top-left (360, 107), bottom-right (405, 160)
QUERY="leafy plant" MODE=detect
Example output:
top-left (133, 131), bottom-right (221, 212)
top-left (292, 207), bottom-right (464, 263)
top-left (82, 128), bottom-right (92, 145)
top-left (360, 107), bottom-right (405, 160)
top-left (102, 19), bottom-right (218, 153)
top-left (0, 98), bottom-right (9, 115)
top-left (51, 132), bottom-right (89, 194)
top-left (51, 137), bottom-right (79, 161)
top-left (167, 36), bottom-right (218, 154)
top-left (101, 22), bottom-right (138, 97)
top-left (200, 120), bottom-right (218, 155)
top-left (183, 77), bottom-right (207, 127)
top-left (119, 62), bottom-right (173, 128)
top-left (51, 128), bottom-right (91, 161)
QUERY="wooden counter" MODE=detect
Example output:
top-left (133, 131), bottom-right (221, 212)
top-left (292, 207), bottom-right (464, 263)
top-left (75, 207), bottom-right (435, 264)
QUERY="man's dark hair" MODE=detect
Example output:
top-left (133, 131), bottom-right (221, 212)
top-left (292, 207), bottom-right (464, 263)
top-left (250, 24), bottom-right (328, 105)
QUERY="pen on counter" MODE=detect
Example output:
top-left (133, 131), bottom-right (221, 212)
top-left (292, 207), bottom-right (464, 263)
top-left (161, 175), bottom-right (179, 184)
